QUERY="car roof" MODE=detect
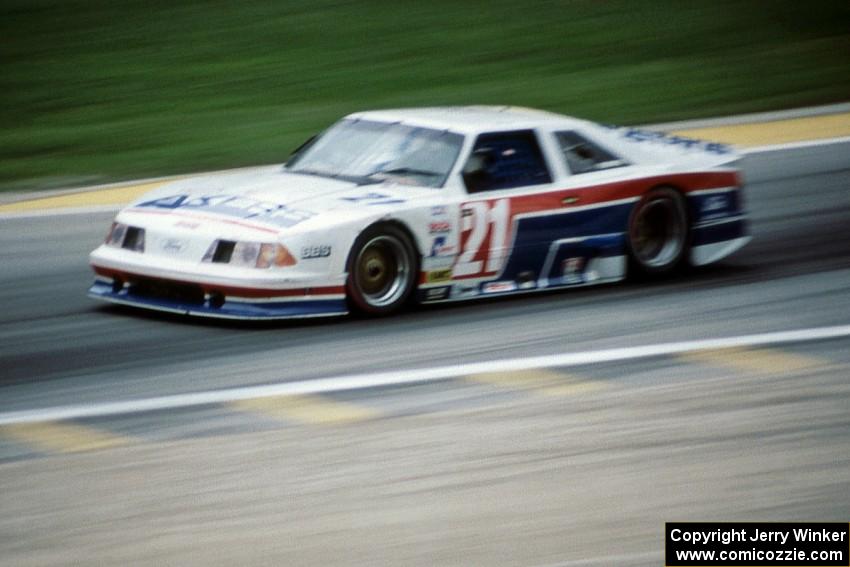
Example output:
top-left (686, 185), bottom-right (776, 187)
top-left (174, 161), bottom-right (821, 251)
top-left (346, 106), bottom-right (592, 135)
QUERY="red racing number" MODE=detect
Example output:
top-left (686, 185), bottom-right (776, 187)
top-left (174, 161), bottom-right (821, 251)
top-left (454, 198), bottom-right (511, 278)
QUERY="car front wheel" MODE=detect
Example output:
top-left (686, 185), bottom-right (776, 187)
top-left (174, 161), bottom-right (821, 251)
top-left (346, 225), bottom-right (418, 316)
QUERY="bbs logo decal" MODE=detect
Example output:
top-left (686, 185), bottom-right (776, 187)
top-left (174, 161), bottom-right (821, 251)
top-left (301, 245), bottom-right (332, 259)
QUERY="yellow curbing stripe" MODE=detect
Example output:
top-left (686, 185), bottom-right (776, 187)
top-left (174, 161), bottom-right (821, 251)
top-left (232, 394), bottom-right (379, 425)
top-left (679, 347), bottom-right (828, 375)
top-left (0, 180), bottom-right (173, 214)
top-left (0, 421), bottom-right (130, 454)
top-left (465, 368), bottom-right (605, 397)
top-left (672, 112), bottom-right (850, 147)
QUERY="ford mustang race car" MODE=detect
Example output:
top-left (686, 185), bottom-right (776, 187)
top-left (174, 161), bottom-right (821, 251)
top-left (89, 106), bottom-right (749, 320)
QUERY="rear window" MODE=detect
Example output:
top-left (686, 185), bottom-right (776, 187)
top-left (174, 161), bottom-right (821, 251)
top-left (556, 131), bottom-right (628, 174)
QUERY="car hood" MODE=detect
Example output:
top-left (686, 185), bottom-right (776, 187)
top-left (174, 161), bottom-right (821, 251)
top-left (123, 166), bottom-right (435, 232)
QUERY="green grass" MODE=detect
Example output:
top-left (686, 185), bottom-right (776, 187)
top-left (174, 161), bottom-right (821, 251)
top-left (2, 0), bottom-right (849, 191)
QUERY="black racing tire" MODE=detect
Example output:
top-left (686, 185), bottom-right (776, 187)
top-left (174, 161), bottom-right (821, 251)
top-left (345, 224), bottom-right (419, 316)
top-left (626, 186), bottom-right (689, 276)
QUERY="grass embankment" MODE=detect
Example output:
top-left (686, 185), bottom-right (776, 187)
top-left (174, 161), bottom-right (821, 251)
top-left (2, 0), bottom-right (849, 191)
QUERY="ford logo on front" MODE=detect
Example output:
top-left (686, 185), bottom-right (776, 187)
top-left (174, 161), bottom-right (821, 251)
top-left (162, 238), bottom-right (186, 253)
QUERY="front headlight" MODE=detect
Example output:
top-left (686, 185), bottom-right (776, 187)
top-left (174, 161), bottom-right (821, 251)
top-left (203, 240), bottom-right (297, 269)
top-left (105, 222), bottom-right (145, 252)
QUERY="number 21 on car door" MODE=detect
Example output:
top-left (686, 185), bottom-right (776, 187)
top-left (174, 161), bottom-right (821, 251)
top-left (453, 198), bottom-right (512, 278)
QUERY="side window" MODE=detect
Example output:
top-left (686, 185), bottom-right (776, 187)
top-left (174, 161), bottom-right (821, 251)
top-left (462, 130), bottom-right (552, 193)
top-left (556, 131), bottom-right (628, 174)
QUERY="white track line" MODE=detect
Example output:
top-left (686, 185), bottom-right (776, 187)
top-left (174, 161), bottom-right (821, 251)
top-left (1, 324), bottom-right (848, 425)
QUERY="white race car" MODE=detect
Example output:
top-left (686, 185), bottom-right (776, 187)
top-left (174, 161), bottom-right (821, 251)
top-left (89, 106), bottom-right (749, 319)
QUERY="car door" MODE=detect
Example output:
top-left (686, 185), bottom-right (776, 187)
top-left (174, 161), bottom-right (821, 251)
top-left (453, 130), bottom-right (555, 289)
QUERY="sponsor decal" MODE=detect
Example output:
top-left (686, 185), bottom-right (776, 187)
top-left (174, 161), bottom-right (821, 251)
top-left (301, 245), bottom-right (332, 259)
top-left (161, 238), bottom-right (186, 254)
top-left (614, 127), bottom-right (733, 155)
top-left (423, 286), bottom-right (451, 301)
top-left (561, 256), bottom-right (584, 283)
top-left (340, 192), bottom-right (406, 206)
top-left (137, 194), bottom-right (315, 228)
top-left (423, 256), bottom-right (454, 271)
top-left (453, 283), bottom-right (479, 298)
top-left (702, 195), bottom-right (726, 213)
top-left (429, 236), bottom-right (455, 257)
top-left (174, 220), bottom-right (201, 230)
top-left (516, 270), bottom-right (537, 290)
top-left (431, 205), bottom-right (448, 216)
top-left (482, 281), bottom-right (517, 294)
top-left (701, 195), bottom-right (727, 213)
top-left (425, 268), bottom-right (453, 283)
top-left (429, 221), bottom-right (451, 234)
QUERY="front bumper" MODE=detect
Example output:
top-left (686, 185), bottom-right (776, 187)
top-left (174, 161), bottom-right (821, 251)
top-left (88, 242), bottom-right (348, 319)
top-left (88, 265), bottom-right (348, 320)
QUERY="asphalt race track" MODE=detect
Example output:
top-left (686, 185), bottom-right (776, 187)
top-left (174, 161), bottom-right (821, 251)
top-left (1, 142), bottom-right (849, 566)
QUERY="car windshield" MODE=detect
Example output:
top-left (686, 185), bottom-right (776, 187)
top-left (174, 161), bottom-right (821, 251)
top-left (286, 119), bottom-right (464, 188)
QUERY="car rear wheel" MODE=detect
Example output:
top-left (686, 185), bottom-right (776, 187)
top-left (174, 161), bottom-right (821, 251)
top-left (627, 187), bottom-right (688, 275)
top-left (346, 225), bottom-right (418, 316)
